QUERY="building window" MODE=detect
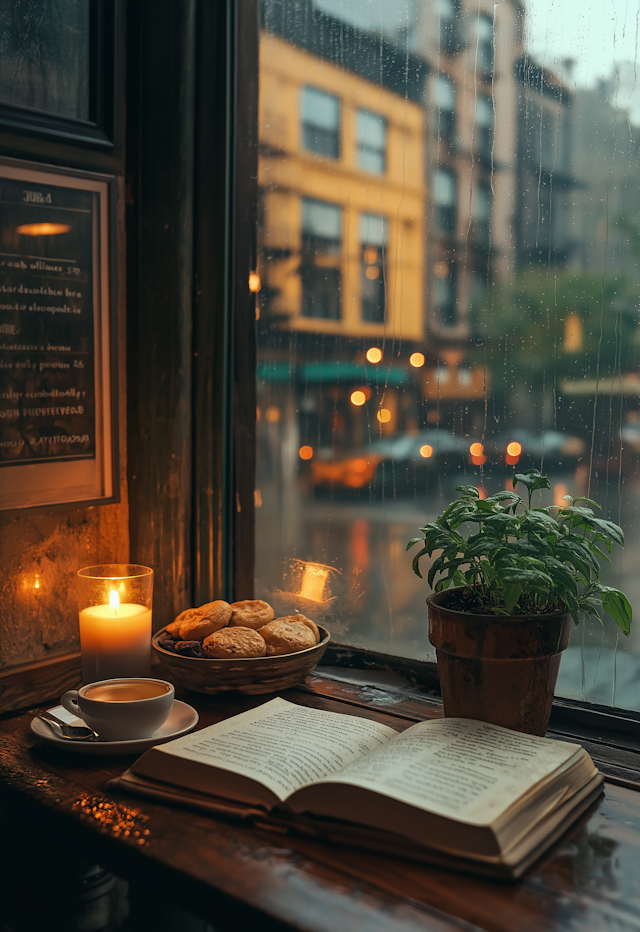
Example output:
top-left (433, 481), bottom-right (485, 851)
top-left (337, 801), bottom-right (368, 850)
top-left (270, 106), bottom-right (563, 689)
top-left (433, 168), bottom-right (457, 235)
top-left (434, 262), bottom-right (456, 326)
top-left (360, 213), bottom-right (387, 323)
top-left (474, 14), bottom-right (494, 75)
top-left (438, 0), bottom-right (461, 54)
top-left (472, 182), bottom-right (492, 245)
top-left (357, 109), bottom-right (386, 174)
top-left (476, 95), bottom-right (492, 161)
top-left (300, 85), bottom-right (340, 158)
top-left (433, 74), bottom-right (456, 139)
top-left (300, 197), bottom-right (342, 319)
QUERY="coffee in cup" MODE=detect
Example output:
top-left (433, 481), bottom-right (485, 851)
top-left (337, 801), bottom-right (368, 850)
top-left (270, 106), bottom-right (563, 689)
top-left (61, 677), bottom-right (174, 741)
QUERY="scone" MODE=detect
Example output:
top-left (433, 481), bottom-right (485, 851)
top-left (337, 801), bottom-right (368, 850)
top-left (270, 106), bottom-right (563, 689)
top-left (178, 600), bottom-right (232, 641)
top-left (229, 599), bottom-right (274, 629)
top-left (286, 613), bottom-right (320, 644)
top-left (203, 626), bottom-right (267, 658)
top-left (164, 618), bottom-right (183, 639)
top-left (259, 618), bottom-right (316, 656)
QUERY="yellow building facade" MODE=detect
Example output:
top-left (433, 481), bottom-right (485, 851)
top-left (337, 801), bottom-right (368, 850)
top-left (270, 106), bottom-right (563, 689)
top-left (258, 33), bottom-right (426, 342)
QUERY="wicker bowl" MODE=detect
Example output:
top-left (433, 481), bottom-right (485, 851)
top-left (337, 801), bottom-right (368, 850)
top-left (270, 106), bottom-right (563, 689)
top-left (151, 625), bottom-right (331, 695)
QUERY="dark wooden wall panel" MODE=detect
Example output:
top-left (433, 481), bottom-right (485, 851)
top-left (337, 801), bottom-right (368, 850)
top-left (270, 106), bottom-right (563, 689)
top-left (126, 0), bottom-right (196, 628)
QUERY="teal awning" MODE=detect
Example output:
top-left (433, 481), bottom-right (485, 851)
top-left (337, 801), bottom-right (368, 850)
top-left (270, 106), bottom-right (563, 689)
top-left (300, 362), bottom-right (408, 386)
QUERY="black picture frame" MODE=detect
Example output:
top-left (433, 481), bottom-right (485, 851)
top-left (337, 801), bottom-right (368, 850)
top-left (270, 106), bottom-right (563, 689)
top-left (0, 156), bottom-right (118, 513)
top-left (0, 0), bottom-right (117, 148)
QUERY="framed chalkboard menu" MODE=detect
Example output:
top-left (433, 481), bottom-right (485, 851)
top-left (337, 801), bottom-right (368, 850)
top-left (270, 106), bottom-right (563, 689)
top-left (0, 159), bottom-right (116, 511)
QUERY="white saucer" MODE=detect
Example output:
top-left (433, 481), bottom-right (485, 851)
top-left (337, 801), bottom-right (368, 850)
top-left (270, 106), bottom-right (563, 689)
top-left (30, 700), bottom-right (199, 755)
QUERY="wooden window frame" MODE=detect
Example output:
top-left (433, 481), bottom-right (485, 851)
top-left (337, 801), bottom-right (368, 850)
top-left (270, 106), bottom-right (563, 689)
top-left (0, 0), bottom-right (118, 148)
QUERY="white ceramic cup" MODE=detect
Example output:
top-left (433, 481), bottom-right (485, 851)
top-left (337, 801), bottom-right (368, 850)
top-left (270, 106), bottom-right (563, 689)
top-left (61, 677), bottom-right (175, 741)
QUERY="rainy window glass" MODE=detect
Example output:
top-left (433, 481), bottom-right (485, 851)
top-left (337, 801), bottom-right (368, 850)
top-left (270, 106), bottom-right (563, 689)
top-left (256, 0), bottom-right (640, 712)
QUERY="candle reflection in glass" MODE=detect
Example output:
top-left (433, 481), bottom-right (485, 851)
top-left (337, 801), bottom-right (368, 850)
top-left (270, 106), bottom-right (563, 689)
top-left (271, 559), bottom-right (339, 621)
top-left (76, 564), bottom-right (153, 684)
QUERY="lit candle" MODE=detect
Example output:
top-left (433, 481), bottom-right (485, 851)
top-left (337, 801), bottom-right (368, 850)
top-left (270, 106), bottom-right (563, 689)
top-left (77, 564), bottom-right (154, 684)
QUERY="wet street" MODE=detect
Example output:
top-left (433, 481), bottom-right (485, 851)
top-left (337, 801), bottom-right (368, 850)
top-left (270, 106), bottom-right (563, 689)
top-left (256, 464), bottom-right (640, 712)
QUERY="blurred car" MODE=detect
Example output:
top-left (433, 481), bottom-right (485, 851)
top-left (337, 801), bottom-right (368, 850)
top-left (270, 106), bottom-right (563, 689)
top-left (484, 430), bottom-right (586, 469)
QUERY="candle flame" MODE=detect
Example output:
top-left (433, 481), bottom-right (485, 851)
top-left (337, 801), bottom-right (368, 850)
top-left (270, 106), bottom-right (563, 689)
top-left (34, 576), bottom-right (40, 590)
top-left (110, 589), bottom-right (120, 613)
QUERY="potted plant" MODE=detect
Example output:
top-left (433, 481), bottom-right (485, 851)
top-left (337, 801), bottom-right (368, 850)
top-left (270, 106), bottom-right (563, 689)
top-left (407, 469), bottom-right (632, 735)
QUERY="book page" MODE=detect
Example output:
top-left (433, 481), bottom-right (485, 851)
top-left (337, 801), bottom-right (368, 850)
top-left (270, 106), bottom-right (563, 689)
top-left (152, 697), bottom-right (398, 802)
top-left (299, 717), bottom-right (581, 825)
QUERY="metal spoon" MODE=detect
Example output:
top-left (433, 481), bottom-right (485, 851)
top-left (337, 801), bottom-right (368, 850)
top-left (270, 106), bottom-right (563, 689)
top-left (36, 710), bottom-right (99, 741)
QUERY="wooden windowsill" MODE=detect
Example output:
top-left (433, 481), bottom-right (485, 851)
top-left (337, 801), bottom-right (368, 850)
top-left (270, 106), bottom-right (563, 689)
top-left (3, 669), bottom-right (640, 930)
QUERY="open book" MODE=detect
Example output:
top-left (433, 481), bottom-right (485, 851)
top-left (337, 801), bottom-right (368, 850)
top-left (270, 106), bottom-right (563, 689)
top-left (113, 697), bottom-right (603, 879)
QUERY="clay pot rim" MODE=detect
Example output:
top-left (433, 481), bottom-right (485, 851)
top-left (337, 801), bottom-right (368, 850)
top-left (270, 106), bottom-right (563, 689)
top-left (427, 587), bottom-right (571, 625)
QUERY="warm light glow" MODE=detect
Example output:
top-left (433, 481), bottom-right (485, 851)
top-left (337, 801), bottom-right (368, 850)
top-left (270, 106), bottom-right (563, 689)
top-left (299, 563), bottom-right (330, 602)
top-left (506, 441), bottom-right (522, 457)
top-left (410, 352), bottom-right (425, 368)
top-left (364, 246), bottom-right (378, 264)
top-left (256, 406), bottom-right (261, 421)
top-left (554, 483), bottom-right (569, 508)
top-left (254, 489), bottom-right (262, 507)
top-left (420, 444), bottom-right (434, 458)
top-left (16, 222), bottom-right (71, 236)
top-left (350, 390), bottom-right (367, 406)
top-left (299, 445), bottom-right (314, 460)
top-left (34, 575), bottom-right (41, 590)
top-left (265, 406), bottom-right (281, 423)
top-left (469, 442), bottom-right (484, 456)
top-left (477, 486), bottom-right (487, 500)
top-left (109, 590), bottom-right (120, 613)
top-left (365, 265), bottom-right (380, 280)
top-left (471, 454), bottom-right (487, 466)
top-left (366, 347), bottom-right (383, 363)
top-left (564, 312), bottom-right (582, 353)
top-left (377, 408), bottom-right (391, 423)
top-left (352, 458), bottom-right (367, 473)
top-left (248, 271), bottom-right (261, 292)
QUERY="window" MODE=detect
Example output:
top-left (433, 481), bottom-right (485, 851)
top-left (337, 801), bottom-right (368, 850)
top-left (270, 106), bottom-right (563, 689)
top-left (300, 198), bottom-right (341, 319)
top-left (434, 262), bottom-right (456, 326)
top-left (360, 214), bottom-right (387, 323)
top-left (438, 0), bottom-right (461, 54)
top-left (357, 110), bottom-right (385, 174)
top-left (433, 168), bottom-right (457, 235)
top-left (301, 86), bottom-right (340, 158)
top-left (433, 75), bottom-right (456, 140)
top-left (476, 95), bottom-right (492, 162)
top-left (474, 14), bottom-right (494, 76)
top-left (255, 0), bottom-right (640, 716)
top-left (472, 182), bottom-right (491, 246)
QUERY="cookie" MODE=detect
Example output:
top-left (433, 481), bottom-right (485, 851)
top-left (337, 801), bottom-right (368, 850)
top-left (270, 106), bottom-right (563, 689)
top-left (259, 618), bottom-right (317, 656)
top-left (164, 619), bottom-right (184, 640)
top-left (286, 613), bottom-right (320, 644)
top-left (229, 599), bottom-right (274, 629)
top-left (172, 640), bottom-right (205, 658)
top-left (179, 600), bottom-right (232, 641)
top-left (203, 626), bottom-right (267, 659)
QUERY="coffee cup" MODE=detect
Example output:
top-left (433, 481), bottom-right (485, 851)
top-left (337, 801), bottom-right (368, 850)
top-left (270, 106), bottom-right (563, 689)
top-left (61, 677), bottom-right (175, 741)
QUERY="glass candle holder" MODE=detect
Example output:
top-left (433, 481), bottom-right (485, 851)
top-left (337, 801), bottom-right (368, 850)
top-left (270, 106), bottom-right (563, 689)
top-left (76, 564), bottom-right (154, 684)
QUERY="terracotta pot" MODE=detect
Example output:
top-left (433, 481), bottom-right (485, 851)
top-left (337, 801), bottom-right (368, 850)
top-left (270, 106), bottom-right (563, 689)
top-left (427, 589), bottom-right (571, 736)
